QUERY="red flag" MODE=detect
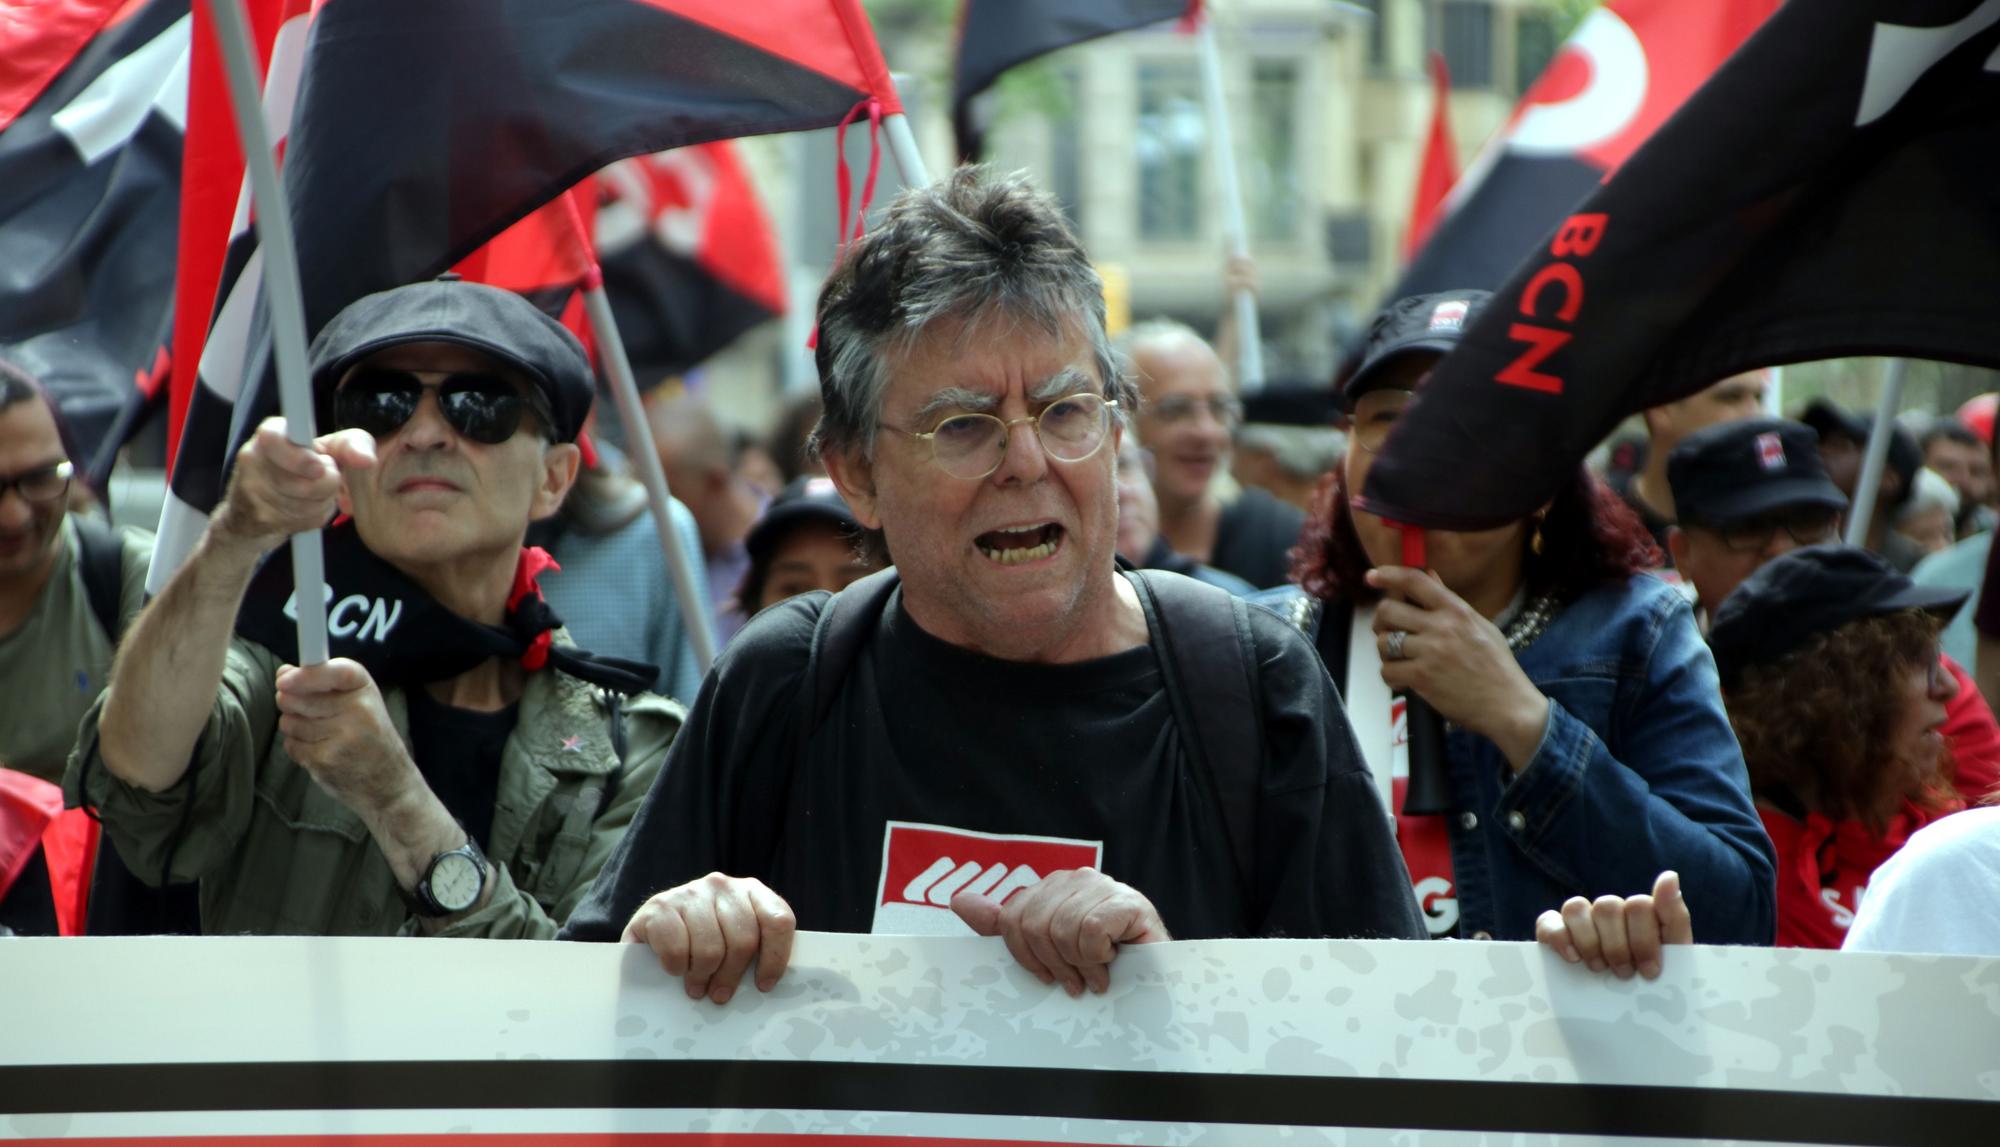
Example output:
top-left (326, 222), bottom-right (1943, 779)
top-left (593, 141), bottom-right (787, 379)
top-left (1403, 52), bottom-right (1458, 263)
top-left (0, 0), bottom-right (132, 133)
top-left (453, 191), bottom-right (601, 360)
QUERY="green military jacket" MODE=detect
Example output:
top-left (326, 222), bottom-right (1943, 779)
top-left (65, 635), bottom-right (681, 937)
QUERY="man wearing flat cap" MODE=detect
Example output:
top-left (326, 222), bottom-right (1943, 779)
top-left (70, 277), bottom-right (681, 937)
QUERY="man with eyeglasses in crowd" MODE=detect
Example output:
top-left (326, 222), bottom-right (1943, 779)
top-left (0, 364), bottom-right (152, 785)
top-left (69, 278), bottom-right (681, 937)
top-left (0, 365), bottom-right (155, 935)
top-left (1667, 416), bottom-right (2000, 809)
top-left (561, 167), bottom-right (1424, 1002)
top-left (1123, 319), bottom-right (1305, 589)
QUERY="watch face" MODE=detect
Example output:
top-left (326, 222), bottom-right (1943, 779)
top-left (429, 850), bottom-right (484, 913)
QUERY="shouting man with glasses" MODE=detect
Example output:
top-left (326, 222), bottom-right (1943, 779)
top-left (1123, 319), bottom-right (1304, 589)
top-left (0, 365), bottom-right (152, 787)
top-left (72, 278), bottom-right (681, 937)
top-left (562, 167), bottom-right (1423, 1000)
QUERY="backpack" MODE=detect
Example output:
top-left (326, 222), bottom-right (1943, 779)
top-left (792, 566), bottom-right (1265, 904)
top-left (71, 516), bottom-right (127, 643)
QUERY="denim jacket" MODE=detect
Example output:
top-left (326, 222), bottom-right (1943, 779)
top-left (1256, 575), bottom-right (1776, 944)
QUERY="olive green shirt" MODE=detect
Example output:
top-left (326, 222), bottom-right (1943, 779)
top-left (66, 635), bottom-right (681, 937)
top-left (0, 518), bottom-right (151, 783)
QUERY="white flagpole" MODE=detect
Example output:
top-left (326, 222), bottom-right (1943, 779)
top-left (1844, 357), bottom-right (1908, 547)
top-left (205, 0), bottom-right (329, 666)
top-left (883, 112), bottom-right (933, 189)
top-left (573, 264), bottom-right (720, 675)
top-left (556, 191), bottom-right (718, 673)
top-left (1198, 13), bottom-right (1264, 393)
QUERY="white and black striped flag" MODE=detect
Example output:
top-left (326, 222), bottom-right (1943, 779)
top-left (149, 0), bottom-right (312, 593)
top-left (0, 0), bottom-right (189, 482)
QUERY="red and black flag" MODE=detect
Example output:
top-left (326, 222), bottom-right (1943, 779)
top-left (0, 0), bottom-right (189, 479)
top-left (593, 142), bottom-right (787, 383)
top-left (1360, 0), bottom-right (2000, 531)
top-left (1395, 0), bottom-right (1778, 297)
top-left (152, 0), bottom-right (899, 585)
top-left (1403, 52), bottom-right (1458, 264)
top-left (952, 0), bottom-right (1196, 160)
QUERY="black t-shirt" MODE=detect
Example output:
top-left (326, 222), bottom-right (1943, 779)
top-left (1212, 486), bottom-right (1307, 589)
top-left (564, 578), bottom-right (1425, 943)
top-left (404, 687), bottom-right (516, 850)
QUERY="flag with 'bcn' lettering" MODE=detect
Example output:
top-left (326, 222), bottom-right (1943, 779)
top-left (1362, 1), bottom-right (2000, 531)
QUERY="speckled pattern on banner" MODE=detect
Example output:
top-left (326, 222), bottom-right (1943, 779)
top-left (0, 934), bottom-right (1994, 1143)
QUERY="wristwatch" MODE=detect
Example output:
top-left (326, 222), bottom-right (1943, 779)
top-left (403, 836), bottom-right (489, 917)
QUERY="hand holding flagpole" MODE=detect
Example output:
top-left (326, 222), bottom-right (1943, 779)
top-left (203, 0), bottom-right (329, 666)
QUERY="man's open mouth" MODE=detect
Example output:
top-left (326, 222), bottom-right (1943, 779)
top-left (976, 523), bottom-right (1063, 565)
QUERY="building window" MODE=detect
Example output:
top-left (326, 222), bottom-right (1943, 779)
top-left (1440, 0), bottom-right (1494, 90)
top-left (1249, 59), bottom-right (1301, 244)
top-left (1359, 0), bottom-right (1388, 69)
top-left (1514, 10), bottom-right (1561, 95)
top-left (1136, 60), bottom-right (1204, 241)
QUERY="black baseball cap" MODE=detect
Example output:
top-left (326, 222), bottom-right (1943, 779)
top-left (309, 276), bottom-right (594, 443)
top-left (1797, 397), bottom-right (1866, 444)
top-left (1667, 417), bottom-right (1848, 528)
top-left (1707, 545), bottom-right (1967, 690)
top-left (1340, 289), bottom-right (1491, 405)
top-left (744, 476), bottom-right (861, 562)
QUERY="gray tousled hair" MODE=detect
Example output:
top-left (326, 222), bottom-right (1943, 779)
top-left (808, 166), bottom-right (1132, 462)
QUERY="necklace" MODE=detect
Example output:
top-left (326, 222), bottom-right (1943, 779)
top-left (1503, 592), bottom-right (1560, 652)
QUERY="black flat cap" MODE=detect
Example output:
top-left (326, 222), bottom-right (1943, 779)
top-left (1707, 544), bottom-right (1966, 690)
top-left (309, 276), bottom-right (594, 443)
top-left (1668, 417), bottom-right (1848, 528)
top-left (1340, 289), bottom-right (1491, 405)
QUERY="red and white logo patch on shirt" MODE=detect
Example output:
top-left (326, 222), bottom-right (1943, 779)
top-left (872, 821), bottom-right (1103, 936)
top-left (1755, 432), bottom-right (1787, 471)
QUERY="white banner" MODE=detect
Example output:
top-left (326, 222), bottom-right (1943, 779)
top-left (1, 934), bottom-right (1994, 1144)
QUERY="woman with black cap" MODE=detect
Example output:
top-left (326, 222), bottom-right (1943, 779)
top-left (1706, 545), bottom-right (1974, 948)
top-left (1264, 289), bottom-right (1776, 952)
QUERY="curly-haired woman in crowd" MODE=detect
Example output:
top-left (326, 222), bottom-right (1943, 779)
top-left (1704, 545), bottom-right (1971, 947)
top-left (1260, 290), bottom-right (1776, 958)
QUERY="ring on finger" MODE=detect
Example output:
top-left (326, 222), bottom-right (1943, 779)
top-left (1385, 629), bottom-right (1411, 661)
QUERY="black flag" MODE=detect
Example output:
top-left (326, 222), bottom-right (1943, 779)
top-left (952, 0), bottom-right (1192, 160)
top-left (0, 1), bottom-right (187, 470)
top-left (1361, 0), bottom-right (2000, 532)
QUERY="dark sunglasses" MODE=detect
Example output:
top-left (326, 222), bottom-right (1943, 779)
top-left (332, 368), bottom-right (542, 445)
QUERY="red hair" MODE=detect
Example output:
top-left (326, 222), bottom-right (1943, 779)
top-left (1291, 464), bottom-right (1662, 605)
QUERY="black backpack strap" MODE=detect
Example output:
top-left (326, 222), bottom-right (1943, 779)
top-left (802, 566), bottom-right (902, 735)
top-left (1127, 569), bottom-right (1262, 911)
top-left (71, 517), bottom-right (127, 642)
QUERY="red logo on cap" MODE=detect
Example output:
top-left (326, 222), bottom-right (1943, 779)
top-left (1756, 432), bottom-right (1786, 472)
top-left (1429, 300), bottom-right (1469, 332)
